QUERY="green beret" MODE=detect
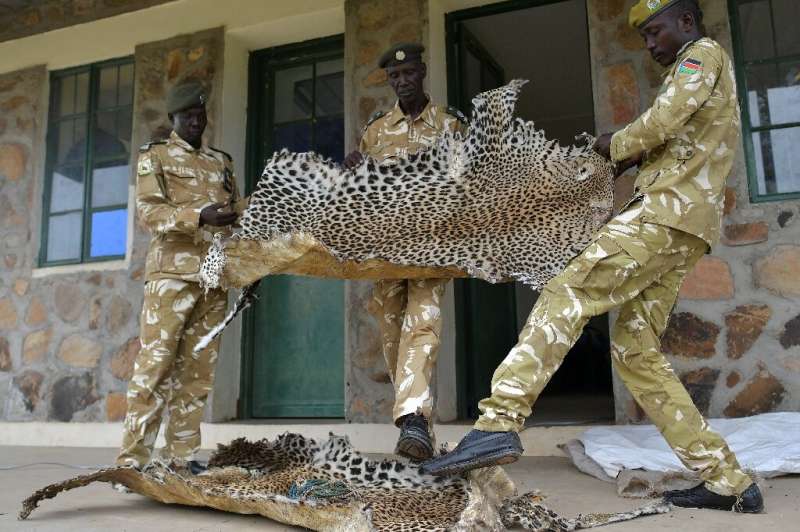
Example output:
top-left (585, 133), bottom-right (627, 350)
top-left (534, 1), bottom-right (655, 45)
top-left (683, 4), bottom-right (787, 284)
top-left (629, 0), bottom-right (684, 28)
top-left (378, 43), bottom-right (425, 69)
top-left (166, 81), bottom-right (207, 114)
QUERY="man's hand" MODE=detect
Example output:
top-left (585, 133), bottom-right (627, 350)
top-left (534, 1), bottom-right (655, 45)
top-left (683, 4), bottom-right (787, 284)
top-left (616, 153), bottom-right (644, 177)
top-left (342, 150), bottom-right (364, 170)
top-left (199, 202), bottom-right (238, 227)
top-left (593, 133), bottom-right (614, 160)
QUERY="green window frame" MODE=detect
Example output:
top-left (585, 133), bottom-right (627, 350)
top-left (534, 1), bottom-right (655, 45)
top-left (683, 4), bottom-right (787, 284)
top-left (40, 57), bottom-right (135, 266)
top-left (729, 0), bottom-right (800, 202)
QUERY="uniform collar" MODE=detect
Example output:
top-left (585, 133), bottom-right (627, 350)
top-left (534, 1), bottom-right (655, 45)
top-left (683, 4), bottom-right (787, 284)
top-left (672, 37), bottom-right (704, 65)
top-left (169, 130), bottom-right (210, 154)
top-left (388, 96), bottom-right (437, 128)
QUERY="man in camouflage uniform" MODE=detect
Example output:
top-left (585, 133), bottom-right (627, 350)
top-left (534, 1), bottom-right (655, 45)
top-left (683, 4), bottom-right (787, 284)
top-left (423, 0), bottom-right (763, 513)
top-left (343, 43), bottom-right (466, 461)
top-left (117, 82), bottom-right (245, 472)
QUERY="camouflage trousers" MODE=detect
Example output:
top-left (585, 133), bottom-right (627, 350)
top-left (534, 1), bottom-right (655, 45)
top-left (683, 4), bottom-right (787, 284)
top-left (117, 279), bottom-right (227, 467)
top-left (373, 278), bottom-right (448, 424)
top-left (475, 211), bottom-right (753, 496)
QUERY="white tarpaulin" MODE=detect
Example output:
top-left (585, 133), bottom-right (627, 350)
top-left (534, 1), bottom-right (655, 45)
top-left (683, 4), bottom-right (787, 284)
top-left (579, 412), bottom-right (800, 479)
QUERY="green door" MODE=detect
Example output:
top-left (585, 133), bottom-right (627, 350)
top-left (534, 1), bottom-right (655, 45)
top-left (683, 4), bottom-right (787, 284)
top-left (242, 36), bottom-right (346, 418)
top-left (449, 23), bottom-right (519, 419)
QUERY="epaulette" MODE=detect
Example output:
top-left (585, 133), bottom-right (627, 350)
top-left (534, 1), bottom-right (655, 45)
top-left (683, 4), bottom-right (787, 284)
top-left (365, 110), bottom-right (386, 128)
top-left (445, 105), bottom-right (468, 125)
top-left (138, 139), bottom-right (167, 153)
top-left (209, 146), bottom-right (233, 162)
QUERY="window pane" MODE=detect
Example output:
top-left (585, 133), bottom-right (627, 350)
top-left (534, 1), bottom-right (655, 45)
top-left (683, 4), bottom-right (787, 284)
top-left (314, 115), bottom-right (344, 162)
top-left (773, 0), bottom-right (800, 57)
top-left (94, 111), bottom-right (128, 159)
top-left (118, 63), bottom-right (134, 106)
top-left (50, 167), bottom-right (84, 212)
top-left (746, 61), bottom-right (800, 127)
top-left (752, 127), bottom-right (800, 195)
top-left (738, 0), bottom-right (775, 61)
top-left (58, 75), bottom-right (75, 116)
top-left (315, 58), bottom-right (344, 116)
top-left (274, 64), bottom-right (313, 123)
top-left (47, 212), bottom-right (82, 261)
top-left (273, 121), bottom-right (312, 153)
top-left (56, 118), bottom-right (87, 166)
top-left (118, 108), bottom-right (132, 144)
top-left (75, 71), bottom-right (89, 114)
top-left (90, 209), bottom-right (127, 257)
top-left (92, 164), bottom-right (129, 207)
top-left (98, 65), bottom-right (119, 109)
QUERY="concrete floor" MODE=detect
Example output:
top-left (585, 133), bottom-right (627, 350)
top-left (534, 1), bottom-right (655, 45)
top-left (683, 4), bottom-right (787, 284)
top-left (1, 446), bottom-right (798, 532)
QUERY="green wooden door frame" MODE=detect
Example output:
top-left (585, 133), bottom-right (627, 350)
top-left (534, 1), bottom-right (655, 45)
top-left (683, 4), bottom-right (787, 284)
top-left (239, 34), bottom-right (345, 419)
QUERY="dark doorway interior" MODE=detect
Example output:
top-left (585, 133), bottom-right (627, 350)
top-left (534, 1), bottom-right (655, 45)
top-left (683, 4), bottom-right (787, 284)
top-left (447, 0), bottom-right (614, 424)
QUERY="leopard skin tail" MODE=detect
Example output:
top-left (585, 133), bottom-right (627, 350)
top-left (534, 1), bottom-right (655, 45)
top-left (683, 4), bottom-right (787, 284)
top-left (500, 492), bottom-right (671, 532)
top-left (19, 466), bottom-right (135, 520)
top-left (193, 280), bottom-right (261, 354)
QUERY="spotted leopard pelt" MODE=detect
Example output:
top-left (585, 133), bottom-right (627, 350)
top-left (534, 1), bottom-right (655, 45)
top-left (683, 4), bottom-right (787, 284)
top-left (21, 433), bottom-right (669, 531)
top-left (196, 80), bottom-right (614, 349)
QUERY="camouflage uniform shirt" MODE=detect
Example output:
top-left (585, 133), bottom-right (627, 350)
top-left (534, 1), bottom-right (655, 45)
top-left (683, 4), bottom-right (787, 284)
top-left (359, 98), bottom-right (465, 161)
top-left (610, 37), bottom-right (740, 249)
top-left (136, 131), bottom-right (243, 283)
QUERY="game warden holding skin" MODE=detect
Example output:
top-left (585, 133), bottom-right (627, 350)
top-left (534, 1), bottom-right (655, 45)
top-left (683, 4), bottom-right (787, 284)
top-left (117, 81), bottom-right (246, 474)
top-left (422, 0), bottom-right (764, 514)
top-left (344, 42), bottom-right (467, 462)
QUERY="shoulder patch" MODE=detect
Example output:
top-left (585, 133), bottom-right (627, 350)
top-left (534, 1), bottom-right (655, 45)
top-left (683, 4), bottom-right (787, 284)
top-left (209, 146), bottom-right (233, 162)
top-left (366, 110), bottom-right (386, 127)
top-left (677, 57), bottom-right (704, 75)
top-left (445, 106), bottom-right (468, 124)
top-left (137, 155), bottom-right (154, 176)
top-left (138, 139), bottom-right (167, 153)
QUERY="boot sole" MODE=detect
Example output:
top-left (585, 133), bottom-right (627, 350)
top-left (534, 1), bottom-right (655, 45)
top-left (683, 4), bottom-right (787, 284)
top-left (395, 437), bottom-right (434, 462)
top-left (423, 448), bottom-right (521, 477)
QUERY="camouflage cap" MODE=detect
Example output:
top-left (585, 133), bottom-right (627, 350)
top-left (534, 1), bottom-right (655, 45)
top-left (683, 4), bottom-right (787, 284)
top-left (378, 43), bottom-right (425, 69)
top-left (166, 81), bottom-right (207, 114)
top-left (629, 0), bottom-right (684, 28)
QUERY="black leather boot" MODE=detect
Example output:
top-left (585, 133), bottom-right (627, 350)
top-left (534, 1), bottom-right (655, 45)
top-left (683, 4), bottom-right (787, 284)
top-left (395, 414), bottom-right (434, 462)
top-left (420, 429), bottom-right (522, 477)
top-left (664, 482), bottom-right (764, 513)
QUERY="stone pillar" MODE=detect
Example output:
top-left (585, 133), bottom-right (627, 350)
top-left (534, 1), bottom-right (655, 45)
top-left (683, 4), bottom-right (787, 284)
top-left (343, 0), bottom-right (429, 422)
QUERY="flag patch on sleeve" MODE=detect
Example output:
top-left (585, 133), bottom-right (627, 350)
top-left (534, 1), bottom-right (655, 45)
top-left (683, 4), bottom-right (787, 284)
top-left (678, 58), bottom-right (703, 75)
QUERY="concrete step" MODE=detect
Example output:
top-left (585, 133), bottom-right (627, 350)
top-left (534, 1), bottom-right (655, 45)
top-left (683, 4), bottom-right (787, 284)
top-left (0, 421), bottom-right (605, 457)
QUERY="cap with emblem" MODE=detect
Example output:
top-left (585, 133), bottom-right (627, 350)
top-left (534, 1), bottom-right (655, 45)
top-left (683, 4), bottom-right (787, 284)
top-left (378, 43), bottom-right (425, 69)
top-left (166, 81), bottom-right (207, 114)
top-left (628, 0), bottom-right (685, 29)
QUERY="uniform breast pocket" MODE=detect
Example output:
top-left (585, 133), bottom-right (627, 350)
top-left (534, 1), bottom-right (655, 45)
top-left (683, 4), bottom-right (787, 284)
top-left (163, 167), bottom-right (201, 204)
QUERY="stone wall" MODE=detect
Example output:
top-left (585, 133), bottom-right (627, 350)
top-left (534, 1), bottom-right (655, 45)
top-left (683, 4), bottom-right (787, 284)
top-left (343, 0), bottom-right (429, 422)
top-left (0, 27), bottom-right (225, 424)
top-left (587, 0), bottom-right (800, 423)
top-left (0, 0), bottom-right (177, 44)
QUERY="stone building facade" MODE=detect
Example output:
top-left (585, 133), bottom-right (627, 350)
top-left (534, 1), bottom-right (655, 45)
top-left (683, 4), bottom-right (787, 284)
top-left (0, 0), bottom-right (797, 432)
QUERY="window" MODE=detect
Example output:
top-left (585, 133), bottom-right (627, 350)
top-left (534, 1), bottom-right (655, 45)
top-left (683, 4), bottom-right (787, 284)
top-left (250, 38), bottom-right (345, 171)
top-left (730, 0), bottom-right (800, 201)
top-left (41, 58), bottom-right (134, 265)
